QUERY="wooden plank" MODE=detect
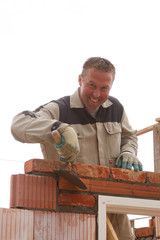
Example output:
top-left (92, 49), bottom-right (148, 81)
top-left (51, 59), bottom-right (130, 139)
top-left (135, 117), bottom-right (160, 136)
top-left (156, 118), bottom-right (160, 122)
top-left (153, 122), bottom-right (160, 238)
top-left (153, 123), bottom-right (160, 172)
top-left (106, 216), bottom-right (118, 240)
top-left (155, 216), bottom-right (160, 237)
top-left (136, 125), bottom-right (154, 136)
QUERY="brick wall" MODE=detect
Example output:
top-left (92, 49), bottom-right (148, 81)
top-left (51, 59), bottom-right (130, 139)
top-left (9, 159), bottom-right (160, 213)
top-left (6, 159), bottom-right (160, 239)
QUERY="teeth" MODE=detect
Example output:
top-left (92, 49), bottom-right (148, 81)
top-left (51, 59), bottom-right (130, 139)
top-left (90, 98), bottom-right (98, 103)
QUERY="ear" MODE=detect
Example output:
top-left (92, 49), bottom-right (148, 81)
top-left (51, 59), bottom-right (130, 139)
top-left (78, 75), bottom-right (82, 86)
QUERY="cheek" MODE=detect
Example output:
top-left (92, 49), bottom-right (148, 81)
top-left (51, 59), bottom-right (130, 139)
top-left (82, 87), bottom-right (92, 97)
top-left (101, 91), bottom-right (109, 100)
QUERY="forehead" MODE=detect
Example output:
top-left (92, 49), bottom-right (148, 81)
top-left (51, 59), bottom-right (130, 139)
top-left (83, 68), bottom-right (113, 83)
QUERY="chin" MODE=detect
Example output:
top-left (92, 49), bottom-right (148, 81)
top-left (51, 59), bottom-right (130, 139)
top-left (88, 106), bottom-right (99, 111)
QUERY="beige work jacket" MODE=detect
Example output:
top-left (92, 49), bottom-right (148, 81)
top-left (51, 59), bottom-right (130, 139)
top-left (11, 89), bottom-right (138, 167)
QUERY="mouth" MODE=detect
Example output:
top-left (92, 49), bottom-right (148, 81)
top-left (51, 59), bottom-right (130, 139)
top-left (90, 97), bottom-right (99, 103)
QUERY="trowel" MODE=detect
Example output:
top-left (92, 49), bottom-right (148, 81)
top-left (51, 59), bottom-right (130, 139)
top-left (52, 130), bottom-right (87, 190)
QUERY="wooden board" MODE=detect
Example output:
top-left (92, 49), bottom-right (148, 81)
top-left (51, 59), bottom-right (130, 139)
top-left (106, 216), bottom-right (118, 240)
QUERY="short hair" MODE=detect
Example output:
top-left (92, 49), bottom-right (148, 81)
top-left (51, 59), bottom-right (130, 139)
top-left (81, 57), bottom-right (116, 80)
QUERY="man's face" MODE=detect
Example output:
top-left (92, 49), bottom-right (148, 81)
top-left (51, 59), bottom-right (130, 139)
top-left (78, 68), bottom-right (113, 111)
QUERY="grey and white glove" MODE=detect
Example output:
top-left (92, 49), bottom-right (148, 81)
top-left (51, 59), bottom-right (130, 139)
top-left (116, 152), bottom-right (143, 171)
top-left (52, 124), bottom-right (80, 163)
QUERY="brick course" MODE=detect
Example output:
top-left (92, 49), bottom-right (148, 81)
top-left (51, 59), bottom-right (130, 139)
top-left (59, 176), bottom-right (160, 199)
top-left (135, 226), bottom-right (154, 237)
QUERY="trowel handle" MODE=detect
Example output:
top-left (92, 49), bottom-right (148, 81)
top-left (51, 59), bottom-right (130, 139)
top-left (52, 130), bottom-right (62, 145)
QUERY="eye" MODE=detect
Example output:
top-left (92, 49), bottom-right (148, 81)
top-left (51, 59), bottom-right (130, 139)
top-left (101, 86), bottom-right (109, 91)
top-left (88, 83), bottom-right (95, 88)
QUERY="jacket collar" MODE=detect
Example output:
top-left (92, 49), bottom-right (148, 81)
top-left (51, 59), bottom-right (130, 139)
top-left (70, 88), bottom-right (113, 109)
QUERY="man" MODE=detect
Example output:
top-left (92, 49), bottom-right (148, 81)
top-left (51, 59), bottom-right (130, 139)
top-left (11, 57), bottom-right (142, 239)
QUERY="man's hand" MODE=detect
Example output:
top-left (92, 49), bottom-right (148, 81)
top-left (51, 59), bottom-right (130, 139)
top-left (52, 125), bottom-right (80, 163)
top-left (116, 152), bottom-right (143, 171)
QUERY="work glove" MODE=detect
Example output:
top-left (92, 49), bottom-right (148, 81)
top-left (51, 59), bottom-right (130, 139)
top-left (52, 125), bottom-right (80, 163)
top-left (116, 152), bottom-right (143, 171)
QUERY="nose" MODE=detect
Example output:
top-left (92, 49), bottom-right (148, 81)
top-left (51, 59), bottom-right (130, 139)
top-left (92, 89), bottom-right (100, 98)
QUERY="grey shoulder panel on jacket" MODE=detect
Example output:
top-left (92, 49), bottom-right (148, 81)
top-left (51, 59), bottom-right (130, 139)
top-left (21, 95), bottom-right (124, 124)
top-left (53, 95), bottom-right (124, 124)
top-left (101, 95), bottom-right (124, 123)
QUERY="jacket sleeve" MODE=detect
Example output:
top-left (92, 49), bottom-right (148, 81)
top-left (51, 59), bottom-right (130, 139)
top-left (11, 102), bottom-right (63, 144)
top-left (120, 110), bottom-right (138, 155)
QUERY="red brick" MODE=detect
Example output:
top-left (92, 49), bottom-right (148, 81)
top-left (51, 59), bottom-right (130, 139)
top-left (58, 193), bottom-right (95, 208)
top-left (24, 159), bottom-right (72, 174)
top-left (111, 168), bottom-right (146, 183)
top-left (72, 163), bottom-right (110, 179)
top-left (59, 177), bottom-right (160, 199)
top-left (0, 208), bottom-right (34, 239)
top-left (135, 226), bottom-right (154, 237)
top-left (149, 217), bottom-right (155, 227)
top-left (10, 174), bottom-right (57, 210)
top-left (25, 159), bottom-right (110, 179)
top-left (148, 171), bottom-right (160, 184)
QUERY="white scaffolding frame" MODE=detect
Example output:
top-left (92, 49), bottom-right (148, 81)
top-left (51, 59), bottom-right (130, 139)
top-left (98, 195), bottom-right (160, 240)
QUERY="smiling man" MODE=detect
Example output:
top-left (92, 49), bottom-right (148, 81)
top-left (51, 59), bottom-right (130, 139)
top-left (11, 57), bottom-right (142, 239)
top-left (78, 68), bottom-right (113, 111)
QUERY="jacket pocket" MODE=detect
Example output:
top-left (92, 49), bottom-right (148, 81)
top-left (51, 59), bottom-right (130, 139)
top-left (103, 122), bottom-right (122, 159)
top-left (103, 122), bottom-right (122, 135)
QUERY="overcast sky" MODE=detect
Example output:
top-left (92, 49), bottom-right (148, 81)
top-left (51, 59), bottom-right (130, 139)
top-left (0, 0), bottom-right (160, 227)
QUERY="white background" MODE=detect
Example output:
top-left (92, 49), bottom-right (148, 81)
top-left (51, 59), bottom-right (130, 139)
top-left (0, 0), bottom-right (160, 227)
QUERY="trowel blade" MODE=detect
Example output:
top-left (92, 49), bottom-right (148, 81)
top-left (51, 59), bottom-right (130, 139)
top-left (56, 162), bottom-right (87, 189)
